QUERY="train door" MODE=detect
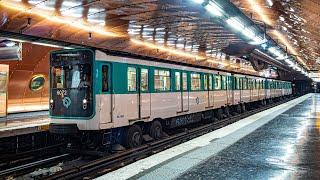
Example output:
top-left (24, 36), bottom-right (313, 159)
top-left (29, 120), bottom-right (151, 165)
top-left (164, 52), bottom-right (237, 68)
top-left (138, 67), bottom-right (151, 119)
top-left (226, 75), bottom-right (233, 105)
top-left (208, 74), bottom-right (214, 107)
top-left (203, 74), bottom-right (213, 108)
top-left (99, 63), bottom-right (113, 124)
top-left (182, 72), bottom-right (189, 112)
top-left (177, 72), bottom-right (189, 112)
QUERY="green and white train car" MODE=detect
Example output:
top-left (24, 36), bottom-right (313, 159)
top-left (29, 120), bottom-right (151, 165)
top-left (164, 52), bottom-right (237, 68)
top-left (49, 49), bottom-right (292, 148)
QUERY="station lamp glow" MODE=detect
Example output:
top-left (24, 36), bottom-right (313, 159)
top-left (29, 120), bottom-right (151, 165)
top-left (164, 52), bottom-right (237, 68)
top-left (205, 1), bottom-right (223, 17)
top-left (268, 47), bottom-right (278, 55)
top-left (265, 0), bottom-right (273, 7)
top-left (249, 36), bottom-right (266, 45)
top-left (243, 27), bottom-right (256, 39)
top-left (192, 0), bottom-right (205, 4)
top-left (226, 17), bottom-right (245, 31)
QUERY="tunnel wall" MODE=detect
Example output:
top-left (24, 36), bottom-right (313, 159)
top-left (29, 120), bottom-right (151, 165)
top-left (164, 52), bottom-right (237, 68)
top-left (1, 43), bottom-right (57, 113)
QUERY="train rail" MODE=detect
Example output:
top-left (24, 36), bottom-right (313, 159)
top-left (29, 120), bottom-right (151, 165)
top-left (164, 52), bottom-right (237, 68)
top-left (0, 143), bottom-right (68, 178)
top-left (43, 96), bottom-right (296, 180)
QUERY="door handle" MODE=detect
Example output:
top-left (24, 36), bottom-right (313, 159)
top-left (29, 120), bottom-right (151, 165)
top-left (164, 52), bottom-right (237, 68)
top-left (112, 93), bottom-right (115, 110)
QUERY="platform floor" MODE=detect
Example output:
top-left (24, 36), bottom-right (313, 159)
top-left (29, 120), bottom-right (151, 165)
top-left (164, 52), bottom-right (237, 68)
top-left (0, 111), bottom-right (49, 138)
top-left (98, 93), bottom-right (317, 180)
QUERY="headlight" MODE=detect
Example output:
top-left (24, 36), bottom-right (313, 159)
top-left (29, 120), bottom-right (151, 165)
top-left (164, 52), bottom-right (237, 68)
top-left (82, 99), bottom-right (88, 110)
top-left (50, 99), bottom-right (54, 109)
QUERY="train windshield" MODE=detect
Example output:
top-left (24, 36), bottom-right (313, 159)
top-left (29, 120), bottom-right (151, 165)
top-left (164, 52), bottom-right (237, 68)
top-left (51, 64), bottom-right (91, 89)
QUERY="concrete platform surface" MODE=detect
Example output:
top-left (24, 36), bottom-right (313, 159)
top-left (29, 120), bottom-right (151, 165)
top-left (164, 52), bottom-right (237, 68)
top-left (96, 94), bottom-right (314, 180)
top-left (0, 111), bottom-right (49, 138)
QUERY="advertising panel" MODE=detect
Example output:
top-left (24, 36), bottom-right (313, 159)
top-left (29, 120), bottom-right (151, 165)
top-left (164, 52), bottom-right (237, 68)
top-left (0, 64), bottom-right (9, 117)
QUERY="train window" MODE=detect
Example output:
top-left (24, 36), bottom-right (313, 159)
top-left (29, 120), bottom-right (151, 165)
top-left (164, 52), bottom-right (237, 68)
top-left (30, 75), bottom-right (45, 91)
top-left (182, 72), bottom-right (187, 91)
top-left (127, 67), bottom-right (137, 92)
top-left (209, 75), bottom-right (213, 90)
top-left (102, 65), bottom-right (109, 92)
top-left (175, 72), bottom-right (181, 91)
top-left (235, 77), bottom-right (240, 90)
top-left (140, 68), bottom-right (148, 92)
top-left (248, 79), bottom-right (252, 89)
top-left (227, 76), bottom-right (232, 90)
top-left (191, 73), bottom-right (201, 91)
top-left (204, 74), bottom-right (208, 90)
top-left (243, 78), bottom-right (248, 90)
top-left (214, 75), bottom-right (221, 90)
top-left (154, 69), bottom-right (170, 91)
top-left (221, 76), bottom-right (226, 90)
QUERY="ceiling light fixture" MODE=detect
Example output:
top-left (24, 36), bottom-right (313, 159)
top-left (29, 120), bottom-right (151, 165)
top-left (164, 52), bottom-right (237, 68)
top-left (205, 1), bottom-right (223, 17)
top-left (226, 17), bottom-right (245, 31)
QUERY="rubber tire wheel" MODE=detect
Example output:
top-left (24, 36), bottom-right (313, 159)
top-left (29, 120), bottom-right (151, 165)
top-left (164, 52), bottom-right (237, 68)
top-left (124, 125), bottom-right (143, 149)
top-left (236, 104), bottom-right (242, 114)
top-left (241, 103), bottom-right (246, 113)
top-left (224, 106), bottom-right (230, 117)
top-left (149, 121), bottom-right (163, 140)
top-left (216, 109), bottom-right (223, 120)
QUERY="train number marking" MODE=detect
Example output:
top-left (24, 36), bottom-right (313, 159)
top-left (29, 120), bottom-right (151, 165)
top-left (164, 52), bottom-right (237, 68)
top-left (57, 90), bottom-right (67, 97)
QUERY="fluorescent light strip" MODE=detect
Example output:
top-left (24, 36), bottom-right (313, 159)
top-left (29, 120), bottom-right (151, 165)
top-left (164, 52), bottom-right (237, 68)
top-left (205, 1), bottom-right (223, 17)
top-left (226, 17), bottom-right (245, 31)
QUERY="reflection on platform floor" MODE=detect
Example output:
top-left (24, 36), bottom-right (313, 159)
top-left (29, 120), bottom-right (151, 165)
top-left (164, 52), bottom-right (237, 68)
top-left (178, 94), bottom-right (320, 179)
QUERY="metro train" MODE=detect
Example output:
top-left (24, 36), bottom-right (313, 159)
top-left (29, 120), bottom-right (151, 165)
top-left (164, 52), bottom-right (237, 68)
top-left (49, 49), bottom-right (292, 149)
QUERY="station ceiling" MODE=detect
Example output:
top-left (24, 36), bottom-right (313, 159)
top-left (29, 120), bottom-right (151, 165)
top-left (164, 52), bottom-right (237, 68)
top-left (232, 0), bottom-right (320, 71)
top-left (0, 0), bottom-right (318, 77)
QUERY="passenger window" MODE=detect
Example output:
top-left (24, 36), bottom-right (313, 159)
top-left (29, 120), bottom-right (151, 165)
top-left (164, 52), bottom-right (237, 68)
top-left (204, 74), bottom-right (208, 90)
top-left (140, 68), bottom-right (148, 92)
top-left (221, 76), bottom-right (226, 90)
top-left (235, 77), bottom-right (240, 90)
top-left (182, 72), bottom-right (187, 91)
top-left (227, 76), bottom-right (232, 90)
top-left (243, 78), bottom-right (247, 90)
top-left (191, 73), bottom-right (201, 91)
top-left (127, 67), bottom-right (137, 92)
top-left (175, 72), bottom-right (181, 91)
top-left (209, 75), bottom-right (213, 90)
top-left (214, 75), bottom-right (221, 90)
top-left (154, 69), bottom-right (170, 91)
top-left (102, 65), bottom-right (109, 92)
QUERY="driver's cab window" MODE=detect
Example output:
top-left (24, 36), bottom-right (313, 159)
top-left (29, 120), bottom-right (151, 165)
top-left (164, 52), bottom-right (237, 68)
top-left (102, 65), bottom-right (109, 92)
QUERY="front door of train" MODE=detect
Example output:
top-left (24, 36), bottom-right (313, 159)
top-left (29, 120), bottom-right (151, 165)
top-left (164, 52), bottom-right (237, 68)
top-left (176, 71), bottom-right (189, 113)
top-left (137, 68), bottom-right (151, 119)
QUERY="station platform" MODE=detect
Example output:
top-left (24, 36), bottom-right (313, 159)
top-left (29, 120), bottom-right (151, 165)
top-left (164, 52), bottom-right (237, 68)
top-left (98, 93), bottom-right (317, 180)
top-left (0, 111), bottom-right (49, 138)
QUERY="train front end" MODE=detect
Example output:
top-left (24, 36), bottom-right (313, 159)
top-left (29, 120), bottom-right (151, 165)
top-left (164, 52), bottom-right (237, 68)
top-left (49, 49), bottom-right (96, 134)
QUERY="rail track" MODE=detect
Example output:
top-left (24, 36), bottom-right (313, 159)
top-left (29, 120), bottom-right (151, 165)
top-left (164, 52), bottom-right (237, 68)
top-left (0, 96), bottom-right (296, 180)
